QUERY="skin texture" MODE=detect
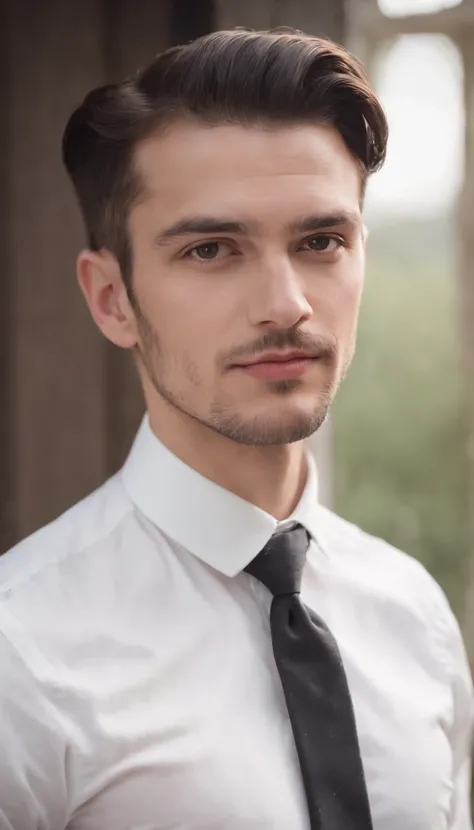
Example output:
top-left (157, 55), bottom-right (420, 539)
top-left (78, 120), bottom-right (366, 519)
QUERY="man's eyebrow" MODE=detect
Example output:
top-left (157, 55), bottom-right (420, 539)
top-left (154, 217), bottom-right (250, 245)
top-left (288, 212), bottom-right (362, 234)
top-left (153, 211), bottom-right (362, 246)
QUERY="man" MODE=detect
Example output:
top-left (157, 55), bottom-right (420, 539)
top-left (0, 27), bottom-right (471, 830)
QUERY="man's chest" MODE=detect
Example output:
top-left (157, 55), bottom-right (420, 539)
top-left (63, 605), bottom-right (454, 830)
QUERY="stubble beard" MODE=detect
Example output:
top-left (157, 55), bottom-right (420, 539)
top-left (136, 312), bottom-right (337, 447)
top-left (207, 378), bottom-right (334, 445)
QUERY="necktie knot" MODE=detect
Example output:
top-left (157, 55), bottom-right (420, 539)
top-left (245, 524), bottom-right (309, 597)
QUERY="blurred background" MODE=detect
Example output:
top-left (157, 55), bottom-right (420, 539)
top-left (2, 0), bottom-right (474, 668)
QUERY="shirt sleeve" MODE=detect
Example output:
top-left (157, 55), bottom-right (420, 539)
top-left (0, 621), bottom-right (69, 830)
top-left (440, 598), bottom-right (474, 829)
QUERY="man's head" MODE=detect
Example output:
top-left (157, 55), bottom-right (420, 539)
top-left (63, 28), bottom-right (388, 447)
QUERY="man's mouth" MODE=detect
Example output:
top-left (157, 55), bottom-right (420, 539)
top-left (233, 351), bottom-right (319, 381)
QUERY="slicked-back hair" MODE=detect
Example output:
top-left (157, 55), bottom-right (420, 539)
top-left (62, 28), bottom-right (388, 295)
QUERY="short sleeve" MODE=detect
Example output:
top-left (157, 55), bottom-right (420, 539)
top-left (0, 618), bottom-right (69, 830)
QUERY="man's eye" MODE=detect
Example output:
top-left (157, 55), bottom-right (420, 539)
top-left (302, 235), bottom-right (343, 253)
top-left (187, 242), bottom-right (232, 261)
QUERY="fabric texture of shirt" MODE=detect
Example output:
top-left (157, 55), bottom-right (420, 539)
top-left (0, 415), bottom-right (472, 830)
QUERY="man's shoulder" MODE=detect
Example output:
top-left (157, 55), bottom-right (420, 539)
top-left (315, 504), bottom-right (452, 619)
top-left (316, 507), bottom-right (473, 722)
top-left (0, 473), bottom-right (134, 598)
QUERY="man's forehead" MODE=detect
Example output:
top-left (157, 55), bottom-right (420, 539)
top-left (135, 119), bottom-right (362, 187)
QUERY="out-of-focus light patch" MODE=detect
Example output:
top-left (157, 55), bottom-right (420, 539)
top-left (378, 0), bottom-right (462, 17)
top-left (366, 34), bottom-right (464, 222)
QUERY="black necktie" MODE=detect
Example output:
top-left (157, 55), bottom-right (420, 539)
top-left (245, 524), bottom-right (373, 830)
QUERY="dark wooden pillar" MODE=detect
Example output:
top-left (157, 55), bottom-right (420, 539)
top-left (0, 1), bottom-right (15, 551)
top-left (3, 0), bottom-right (108, 547)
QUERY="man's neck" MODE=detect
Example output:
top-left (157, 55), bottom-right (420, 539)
top-left (147, 407), bottom-right (308, 521)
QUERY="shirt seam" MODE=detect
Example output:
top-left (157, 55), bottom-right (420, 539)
top-left (0, 497), bottom-right (136, 600)
top-left (430, 593), bottom-right (457, 731)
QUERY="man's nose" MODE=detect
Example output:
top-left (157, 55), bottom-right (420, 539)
top-left (248, 255), bottom-right (313, 330)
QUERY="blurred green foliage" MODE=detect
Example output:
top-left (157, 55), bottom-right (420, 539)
top-left (333, 254), bottom-right (470, 619)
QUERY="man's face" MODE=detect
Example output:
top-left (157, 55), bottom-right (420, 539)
top-left (127, 120), bottom-right (365, 445)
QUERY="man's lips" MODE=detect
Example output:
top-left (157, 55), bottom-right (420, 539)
top-left (234, 350), bottom-right (315, 366)
top-left (232, 351), bottom-right (319, 381)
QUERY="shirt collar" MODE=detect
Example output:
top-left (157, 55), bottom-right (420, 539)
top-left (121, 415), bottom-right (320, 578)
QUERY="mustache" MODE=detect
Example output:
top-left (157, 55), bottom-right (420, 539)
top-left (221, 329), bottom-right (338, 367)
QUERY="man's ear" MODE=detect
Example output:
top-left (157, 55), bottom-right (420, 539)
top-left (77, 249), bottom-right (138, 349)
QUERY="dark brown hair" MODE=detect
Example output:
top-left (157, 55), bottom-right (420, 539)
top-left (62, 27), bottom-right (388, 295)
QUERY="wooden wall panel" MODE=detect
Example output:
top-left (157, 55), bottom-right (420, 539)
top-left (0, 1), bottom-right (15, 551)
top-left (5, 0), bottom-right (108, 544)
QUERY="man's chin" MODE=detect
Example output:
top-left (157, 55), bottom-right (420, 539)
top-left (208, 402), bottom-right (330, 446)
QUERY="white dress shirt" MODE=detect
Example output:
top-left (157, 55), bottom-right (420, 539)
top-left (0, 416), bottom-right (472, 830)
